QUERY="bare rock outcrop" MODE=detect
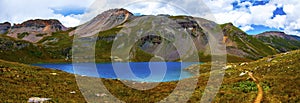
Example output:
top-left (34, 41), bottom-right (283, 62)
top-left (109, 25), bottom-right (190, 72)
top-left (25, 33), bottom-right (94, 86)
top-left (0, 22), bottom-right (11, 34)
top-left (75, 8), bottom-right (133, 37)
top-left (7, 19), bottom-right (67, 43)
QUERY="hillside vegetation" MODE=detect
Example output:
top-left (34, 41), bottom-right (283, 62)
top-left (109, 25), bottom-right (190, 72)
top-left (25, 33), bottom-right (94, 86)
top-left (1, 9), bottom-right (300, 63)
top-left (1, 50), bottom-right (299, 102)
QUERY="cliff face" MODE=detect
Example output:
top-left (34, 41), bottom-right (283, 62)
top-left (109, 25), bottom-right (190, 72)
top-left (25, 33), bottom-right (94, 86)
top-left (7, 19), bottom-right (67, 43)
top-left (0, 22), bottom-right (11, 34)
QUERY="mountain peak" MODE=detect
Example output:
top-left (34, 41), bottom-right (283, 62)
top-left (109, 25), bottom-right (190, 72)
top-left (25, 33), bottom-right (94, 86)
top-left (221, 22), bottom-right (247, 37)
top-left (255, 31), bottom-right (297, 40)
top-left (76, 8), bottom-right (134, 37)
top-left (12, 19), bottom-right (67, 31)
top-left (6, 19), bottom-right (67, 43)
top-left (94, 8), bottom-right (134, 19)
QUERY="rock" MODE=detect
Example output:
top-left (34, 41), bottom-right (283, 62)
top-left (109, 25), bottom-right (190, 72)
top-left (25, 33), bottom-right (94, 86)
top-left (50, 73), bottom-right (57, 75)
top-left (7, 19), bottom-right (67, 43)
top-left (283, 52), bottom-right (290, 55)
top-left (12, 19), bottom-right (67, 31)
top-left (267, 58), bottom-right (273, 62)
top-left (28, 97), bottom-right (51, 103)
top-left (271, 60), bottom-right (278, 63)
top-left (240, 62), bottom-right (248, 66)
top-left (96, 93), bottom-right (107, 97)
top-left (224, 65), bottom-right (233, 69)
top-left (0, 22), bottom-right (11, 34)
top-left (239, 71), bottom-right (248, 76)
top-left (110, 56), bottom-right (123, 62)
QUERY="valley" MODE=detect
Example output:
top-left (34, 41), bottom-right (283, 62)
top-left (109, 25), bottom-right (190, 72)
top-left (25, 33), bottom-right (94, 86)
top-left (0, 8), bottom-right (299, 102)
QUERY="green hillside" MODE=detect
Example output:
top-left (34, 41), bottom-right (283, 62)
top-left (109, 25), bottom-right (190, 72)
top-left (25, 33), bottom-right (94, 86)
top-left (256, 35), bottom-right (300, 52)
top-left (1, 50), bottom-right (299, 102)
top-left (221, 23), bottom-right (277, 59)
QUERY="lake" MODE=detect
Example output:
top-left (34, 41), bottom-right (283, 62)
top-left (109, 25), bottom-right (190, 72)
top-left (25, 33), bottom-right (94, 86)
top-left (33, 62), bottom-right (200, 82)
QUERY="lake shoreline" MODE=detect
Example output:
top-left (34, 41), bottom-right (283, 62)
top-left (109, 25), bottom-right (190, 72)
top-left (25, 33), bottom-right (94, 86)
top-left (33, 62), bottom-right (201, 82)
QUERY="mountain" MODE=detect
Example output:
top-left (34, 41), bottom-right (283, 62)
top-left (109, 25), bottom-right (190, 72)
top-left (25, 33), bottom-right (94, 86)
top-left (75, 8), bottom-right (133, 37)
top-left (0, 8), bottom-right (300, 63)
top-left (6, 19), bottom-right (67, 43)
top-left (0, 22), bottom-right (11, 34)
top-left (0, 30), bottom-right (73, 63)
top-left (220, 23), bottom-right (277, 59)
top-left (255, 31), bottom-right (300, 52)
top-left (76, 9), bottom-right (211, 62)
top-left (290, 35), bottom-right (300, 41)
top-left (255, 31), bottom-right (298, 41)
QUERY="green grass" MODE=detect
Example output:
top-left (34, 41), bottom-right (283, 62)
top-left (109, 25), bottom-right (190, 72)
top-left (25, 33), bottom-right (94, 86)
top-left (257, 36), bottom-right (300, 52)
top-left (0, 59), bottom-right (85, 102)
top-left (221, 23), bottom-right (277, 59)
top-left (17, 32), bottom-right (29, 39)
top-left (0, 50), bottom-right (300, 102)
top-left (97, 27), bottom-right (123, 37)
top-left (0, 35), bottom-right (49, 63)
top-left (36, 33), bottom-right (47, 37)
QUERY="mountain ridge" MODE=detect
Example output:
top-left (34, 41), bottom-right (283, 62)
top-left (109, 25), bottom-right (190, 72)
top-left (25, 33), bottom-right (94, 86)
top-left (3, 19), bottom-right (67, 43)
top-left (0, 8), bottom-right (299, 63)
top-left (255, 31), bottom-right (300, 41)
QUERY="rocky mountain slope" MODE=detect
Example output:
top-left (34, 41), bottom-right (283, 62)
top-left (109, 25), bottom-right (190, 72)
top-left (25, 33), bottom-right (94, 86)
top-left (6, 19), bottom-right (67, 43)
top-left (291, 35), bottom-right (300, 41)
top-left (255, 31), bottom-right (298, 40)
top-left (254, 31), bottom-right (300, 52)
top-left (75, 8), bottom-right (133, 37)
top-left (0, 22), bottom-right (11, 34)
top-left (220, 23), bottom-right (277, 59)
top-left (75, 9), bottom-right (213, 62)
top-left (0, 8), bottom-right (300, 63)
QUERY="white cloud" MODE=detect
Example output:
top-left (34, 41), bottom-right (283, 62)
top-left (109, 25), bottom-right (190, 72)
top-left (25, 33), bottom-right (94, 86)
top-left (81, 0), bottom-right (216, 22)
top-left (240, 25), bottom-right (254, 31)
top-left (0, 0), bottom-right (94, 27)
top-left (200, 0), bottom-right (300, 36)
top-left (266, 15), bottom-right (286, 29)
top-left (249, 4), bottom-right (277, 25)
top-left (1, 0), bottom-right (300, 36)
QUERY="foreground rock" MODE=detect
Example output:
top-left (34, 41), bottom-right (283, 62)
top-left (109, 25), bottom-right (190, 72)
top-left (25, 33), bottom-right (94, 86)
top-left (28, 97), bottom-right (51, 103)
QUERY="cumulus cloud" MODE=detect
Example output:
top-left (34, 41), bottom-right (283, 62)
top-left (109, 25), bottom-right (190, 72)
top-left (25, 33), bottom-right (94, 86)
top-left (1, 0), bottom-right (300, 36)
top-left (81, 0), bottom-right (215, 23)
top-left (240, 25), bottom-right (254, 31)
top-left (198, 0), bottom-right (300, 36)
top-left (0, 0), bottom-right (94, 27)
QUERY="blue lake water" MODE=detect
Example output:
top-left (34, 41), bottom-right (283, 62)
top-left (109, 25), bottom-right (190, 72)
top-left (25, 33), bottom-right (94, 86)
top-left (33, 62), bottom-right (200, 82)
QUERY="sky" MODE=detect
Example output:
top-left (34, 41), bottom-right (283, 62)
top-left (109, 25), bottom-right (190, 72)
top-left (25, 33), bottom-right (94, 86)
top-left (0, 0), bottom-right (299, 36)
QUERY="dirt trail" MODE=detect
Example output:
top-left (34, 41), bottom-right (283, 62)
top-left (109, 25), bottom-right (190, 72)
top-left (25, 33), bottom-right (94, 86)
top-left (248, 72), bottom-right (263, 103)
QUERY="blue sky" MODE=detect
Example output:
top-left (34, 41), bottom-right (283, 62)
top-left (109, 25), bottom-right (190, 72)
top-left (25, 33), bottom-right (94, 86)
top-left (230, 0), bottom-right (286, 34)
top-left (0, 0), bottom-right (299, 36)
top-left (52, 7), bottom-right (86, 16)
top-left (244, 25), bottom-right (281, 34)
